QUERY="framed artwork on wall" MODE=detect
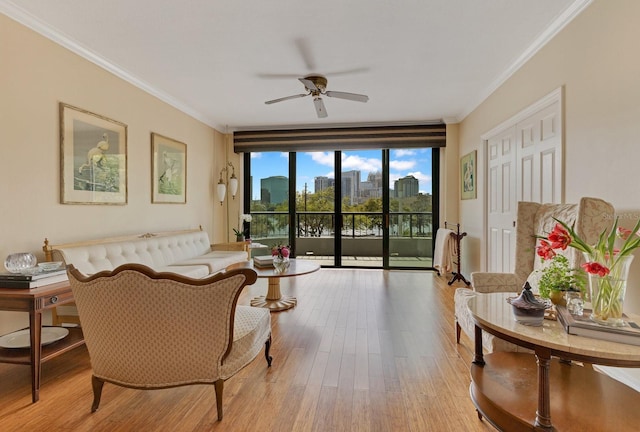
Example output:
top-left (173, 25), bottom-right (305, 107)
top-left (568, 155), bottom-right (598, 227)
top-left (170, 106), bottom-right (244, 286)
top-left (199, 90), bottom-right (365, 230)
top-left (461, 150), bottom-right (477, 200)
top-left (60, 103), bottom-right (128, 205)
top-left (151, 133), bottom-right (187, 204)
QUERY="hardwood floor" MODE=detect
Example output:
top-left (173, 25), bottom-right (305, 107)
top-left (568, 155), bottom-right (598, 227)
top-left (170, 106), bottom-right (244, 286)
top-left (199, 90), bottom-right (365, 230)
top-left (0, 269), bottom-right (493, 432)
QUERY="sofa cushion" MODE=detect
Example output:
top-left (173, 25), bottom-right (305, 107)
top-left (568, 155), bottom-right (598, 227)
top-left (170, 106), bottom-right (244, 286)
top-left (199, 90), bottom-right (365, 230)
top-left (173, 250), bottom-right (248, 274)
top-left (157, 265), bottom-right (211, 279)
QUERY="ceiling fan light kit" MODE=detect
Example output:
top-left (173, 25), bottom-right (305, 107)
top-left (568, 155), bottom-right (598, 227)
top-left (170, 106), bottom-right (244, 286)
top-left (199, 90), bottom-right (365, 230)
top-left (265, 74), bottom-right (369, 118)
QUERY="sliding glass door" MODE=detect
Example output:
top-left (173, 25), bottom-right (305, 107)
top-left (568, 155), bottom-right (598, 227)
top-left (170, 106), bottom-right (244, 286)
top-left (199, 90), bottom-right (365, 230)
top-left (246, 148), bottom-right (436, 269)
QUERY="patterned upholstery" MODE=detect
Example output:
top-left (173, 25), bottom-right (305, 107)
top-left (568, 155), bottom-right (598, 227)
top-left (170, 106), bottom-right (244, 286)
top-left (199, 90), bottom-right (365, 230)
top-left (456, 197), bottom-right (615, 353)
top-left (67, 263), bottom-right (271, 420)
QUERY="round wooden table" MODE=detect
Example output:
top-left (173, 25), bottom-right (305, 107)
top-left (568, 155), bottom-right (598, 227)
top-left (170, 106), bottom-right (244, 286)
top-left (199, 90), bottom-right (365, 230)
top-left (227, 259), bottom-right (320, 312)
top-left (467, 292), bottom-right (640, 431)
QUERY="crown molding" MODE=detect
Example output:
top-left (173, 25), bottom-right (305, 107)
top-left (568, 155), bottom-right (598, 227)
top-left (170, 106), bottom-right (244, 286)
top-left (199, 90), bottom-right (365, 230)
top-left (457, 0), bottom-right (593, 123)
top-left (0, 1), bottom-right (223, 130)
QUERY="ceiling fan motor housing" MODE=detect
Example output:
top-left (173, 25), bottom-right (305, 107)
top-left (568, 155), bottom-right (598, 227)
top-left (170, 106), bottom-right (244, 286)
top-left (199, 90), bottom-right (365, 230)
top-left (304, 75), bottom-right (327, 92)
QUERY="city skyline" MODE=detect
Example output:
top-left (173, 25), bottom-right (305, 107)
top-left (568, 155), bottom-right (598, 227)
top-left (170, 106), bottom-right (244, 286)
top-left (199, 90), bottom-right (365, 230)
top-left (250, 149), bottom-right (433, 200)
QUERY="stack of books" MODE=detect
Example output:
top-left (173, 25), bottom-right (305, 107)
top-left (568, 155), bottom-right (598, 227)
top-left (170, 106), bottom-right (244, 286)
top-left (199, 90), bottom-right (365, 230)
top-left (556, 305), bottom-right (640, 346)
top-left (0, 269), bottom-right (68, 289)
top-left (253, 255), bottom-right (274, 268)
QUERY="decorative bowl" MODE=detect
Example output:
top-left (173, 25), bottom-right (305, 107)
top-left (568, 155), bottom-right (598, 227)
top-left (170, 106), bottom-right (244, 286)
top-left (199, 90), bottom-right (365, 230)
top-left (4, 252), bottom-right (37, 274)
top-left (38, 261), bottom-right (64, 272)
top-left (507, 282), bottom-right (551, 326)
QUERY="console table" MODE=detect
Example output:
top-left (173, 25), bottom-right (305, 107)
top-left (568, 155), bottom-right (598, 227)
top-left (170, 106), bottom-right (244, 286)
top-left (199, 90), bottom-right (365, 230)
top-left (0, 281), bottom-right (85, 402)
top-left (467, 292), bottom-right (640, 431)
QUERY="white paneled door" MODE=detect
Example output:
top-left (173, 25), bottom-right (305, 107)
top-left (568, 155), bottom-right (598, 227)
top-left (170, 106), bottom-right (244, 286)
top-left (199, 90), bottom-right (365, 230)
top-left (484, 89), bottom-right (563, 272)
top-left (487, 127), bottom-right (516, 273)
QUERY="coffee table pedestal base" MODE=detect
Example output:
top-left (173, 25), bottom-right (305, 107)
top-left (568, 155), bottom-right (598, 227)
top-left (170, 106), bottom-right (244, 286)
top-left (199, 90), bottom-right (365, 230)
top-left (250, 277), bottom-right (297, 311)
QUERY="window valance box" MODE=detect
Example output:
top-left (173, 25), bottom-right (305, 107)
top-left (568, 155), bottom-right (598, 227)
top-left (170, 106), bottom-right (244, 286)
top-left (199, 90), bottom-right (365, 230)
top-left (233, 123), bottom-right (446, 153)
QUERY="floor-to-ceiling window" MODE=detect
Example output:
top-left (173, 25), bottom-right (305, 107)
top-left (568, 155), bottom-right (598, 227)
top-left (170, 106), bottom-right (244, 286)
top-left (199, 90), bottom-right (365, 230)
top-left (245, 147), bottom-right (437, 269)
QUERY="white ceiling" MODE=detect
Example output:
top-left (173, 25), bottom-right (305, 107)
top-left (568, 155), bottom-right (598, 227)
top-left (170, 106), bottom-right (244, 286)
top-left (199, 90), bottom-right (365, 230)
top-left (1, 0), bottom-right (589, 131)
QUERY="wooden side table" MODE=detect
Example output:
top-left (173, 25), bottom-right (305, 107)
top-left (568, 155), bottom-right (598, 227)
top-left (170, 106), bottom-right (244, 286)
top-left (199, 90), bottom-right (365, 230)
top-left (0, 281), bottom-right (85, 402)
top-left (467, 292), bottom-right (640, 431)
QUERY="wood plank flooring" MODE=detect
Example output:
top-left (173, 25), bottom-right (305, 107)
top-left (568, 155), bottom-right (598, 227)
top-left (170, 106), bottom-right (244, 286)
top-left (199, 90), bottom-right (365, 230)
top-left (0, 269), bottom-right (493, 432)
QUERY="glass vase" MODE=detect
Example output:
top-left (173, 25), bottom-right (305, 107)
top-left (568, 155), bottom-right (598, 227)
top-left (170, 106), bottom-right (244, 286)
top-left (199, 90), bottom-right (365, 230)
top-left (273, 256), bottom-right (289, 274)
top-left (584, 253), bottom-right (634, 327)
top-left (4, 252), bottom-right (38, 273)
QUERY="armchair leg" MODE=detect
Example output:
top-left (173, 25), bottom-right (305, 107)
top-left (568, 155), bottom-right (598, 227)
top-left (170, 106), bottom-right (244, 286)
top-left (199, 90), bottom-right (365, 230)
top-left (456, 321), bottom-right (461, 344)
top-left (91, 375), bottom-right (104, 412)
top-left (214, 379), bottom-right (224, 421)
top-left (265, 334), bottom-right (273, 367)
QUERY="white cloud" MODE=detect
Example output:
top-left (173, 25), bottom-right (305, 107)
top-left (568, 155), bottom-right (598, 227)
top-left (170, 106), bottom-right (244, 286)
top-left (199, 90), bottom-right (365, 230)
top-left (389, 173), bottom-right (402, 184)
top-left (342, 154), bottom-right (381, 172)
top-left (308, 151), bottom-right (334, 166)
top-left (390, 160), bottom-right (416, 170)
top-left (393, 149), bottom-right (417, 157)
top-left (408, 171), bottom-right (432, 183)
top-left (280, 152), bottom-right (289, 160)
top-left (250, 153), bottom-right (262, 159)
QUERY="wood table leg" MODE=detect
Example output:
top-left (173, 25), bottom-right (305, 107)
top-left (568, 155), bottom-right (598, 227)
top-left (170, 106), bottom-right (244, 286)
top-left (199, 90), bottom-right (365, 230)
top-left (29, 311), bottom-right (43, 403)
top-left (534, 347), bottom-right (553, 430)
top-left (250, 277), bottom-right (297, 312)
top-left (472, 324), bottom-right (485, 366)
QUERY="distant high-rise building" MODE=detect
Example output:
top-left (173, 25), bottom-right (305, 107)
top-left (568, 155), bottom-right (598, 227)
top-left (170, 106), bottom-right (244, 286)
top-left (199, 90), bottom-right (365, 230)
top-left (341, 170), bottom-right (361, 205)
top-left (394, 175), bottom-right (419, 198)
top-left (361, 171), bottom-right (383, 200)
top-left (260, 176), bottom-right (288, 204)
top-left (314, 176), bottom-right (335, 193)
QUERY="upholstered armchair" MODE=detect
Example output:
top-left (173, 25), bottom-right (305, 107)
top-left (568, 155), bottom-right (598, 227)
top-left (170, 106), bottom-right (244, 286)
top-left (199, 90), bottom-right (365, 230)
top-left (454, 197), bottom-right (615, 352)
top-left (67, 263), bottom-right (272, 421)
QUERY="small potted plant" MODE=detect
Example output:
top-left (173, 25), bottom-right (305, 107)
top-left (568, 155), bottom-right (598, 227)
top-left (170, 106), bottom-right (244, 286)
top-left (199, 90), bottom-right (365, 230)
top-left (537, 254), bottom-right (586, 306)
top-left (233, 228), bottom-right (244, 242)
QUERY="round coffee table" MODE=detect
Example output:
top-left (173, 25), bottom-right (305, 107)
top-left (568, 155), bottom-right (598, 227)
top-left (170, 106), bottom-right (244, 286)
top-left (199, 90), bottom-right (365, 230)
top-left (227, 259), bottom-right (320, 312)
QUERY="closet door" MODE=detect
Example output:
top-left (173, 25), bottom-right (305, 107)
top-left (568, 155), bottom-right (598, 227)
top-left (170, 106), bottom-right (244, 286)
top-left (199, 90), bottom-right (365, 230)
top-left (484, 89), bottom-right (563, 272)
top-left (486, 127), bottom-right (517, 273)
top-left (516, 102), bottom-right (562, 204)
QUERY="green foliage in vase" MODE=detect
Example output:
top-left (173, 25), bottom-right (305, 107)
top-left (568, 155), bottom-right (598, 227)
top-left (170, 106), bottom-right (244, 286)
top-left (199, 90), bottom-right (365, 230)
top-left (537, 254), bottom-right (585, 299)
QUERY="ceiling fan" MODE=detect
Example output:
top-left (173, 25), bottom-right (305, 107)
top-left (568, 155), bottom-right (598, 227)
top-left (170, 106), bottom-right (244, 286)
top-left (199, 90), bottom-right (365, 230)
top-left (265, 74), bottom-right (369, 118)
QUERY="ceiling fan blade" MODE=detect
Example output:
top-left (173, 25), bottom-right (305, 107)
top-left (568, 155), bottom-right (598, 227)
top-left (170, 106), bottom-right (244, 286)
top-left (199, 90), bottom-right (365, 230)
top-left (265, 93), bottom-right (308, 105)
top-left (313, 97), bottom-right (328, 118)
top-left (257, 67), bottom-right (369, 80)
top-left (299, 77), bottom-right (319, 92)
top-left (325, 91), bottom-right (369, 103)
top-left (294, 37), bottom-right (316, 71)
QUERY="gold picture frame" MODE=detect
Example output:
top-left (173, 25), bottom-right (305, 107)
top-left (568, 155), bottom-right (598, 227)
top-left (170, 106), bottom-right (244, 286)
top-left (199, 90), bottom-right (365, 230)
top-left (60, 103), bottom-right (128, 205)
top-left (461, 150), bottom-right (477, 200)
top-left (151, 133), bottom-right (187, 204)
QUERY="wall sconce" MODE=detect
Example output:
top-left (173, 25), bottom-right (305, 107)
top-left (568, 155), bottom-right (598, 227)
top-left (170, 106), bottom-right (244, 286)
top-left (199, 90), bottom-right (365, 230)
top-left (217, 162), bottom-right (239, 205)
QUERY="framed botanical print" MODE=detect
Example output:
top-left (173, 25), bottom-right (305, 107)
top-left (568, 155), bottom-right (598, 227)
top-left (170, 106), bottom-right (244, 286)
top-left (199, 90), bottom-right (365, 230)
top-left (151, 133), bottom-right (187, 203)
top-left (461, 150), bottom-right (477, 200)
top-left (60, 103), bottom-right (128, 204)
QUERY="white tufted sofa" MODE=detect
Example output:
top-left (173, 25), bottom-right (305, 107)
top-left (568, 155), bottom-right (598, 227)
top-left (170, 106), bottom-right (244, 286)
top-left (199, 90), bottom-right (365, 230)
top-left (44, 229), bottom-right (247, 278)
top-left (43, 228), bottom-right (248, 325)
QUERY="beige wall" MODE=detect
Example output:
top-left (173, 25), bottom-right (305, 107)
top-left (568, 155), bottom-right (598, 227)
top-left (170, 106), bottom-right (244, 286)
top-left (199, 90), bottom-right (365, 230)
top-left (0, 15), bottom-right (230, 333)
top-left (456, 0), bottom-right (640, 311)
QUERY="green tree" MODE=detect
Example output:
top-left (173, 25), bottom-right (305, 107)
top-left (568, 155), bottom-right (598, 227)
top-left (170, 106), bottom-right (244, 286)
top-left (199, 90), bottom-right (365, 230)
top-left (296, 187), bottom-right (335, 237)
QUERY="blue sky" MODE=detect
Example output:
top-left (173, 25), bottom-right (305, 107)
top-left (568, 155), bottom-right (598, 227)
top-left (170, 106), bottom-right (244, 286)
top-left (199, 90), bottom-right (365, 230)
top-left (250, 149), bottom-right (433, 200)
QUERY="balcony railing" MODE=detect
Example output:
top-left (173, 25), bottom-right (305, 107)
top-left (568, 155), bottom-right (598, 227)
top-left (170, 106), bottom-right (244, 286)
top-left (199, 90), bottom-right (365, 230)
top-left (249, 211), bottom-right (433, 240)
